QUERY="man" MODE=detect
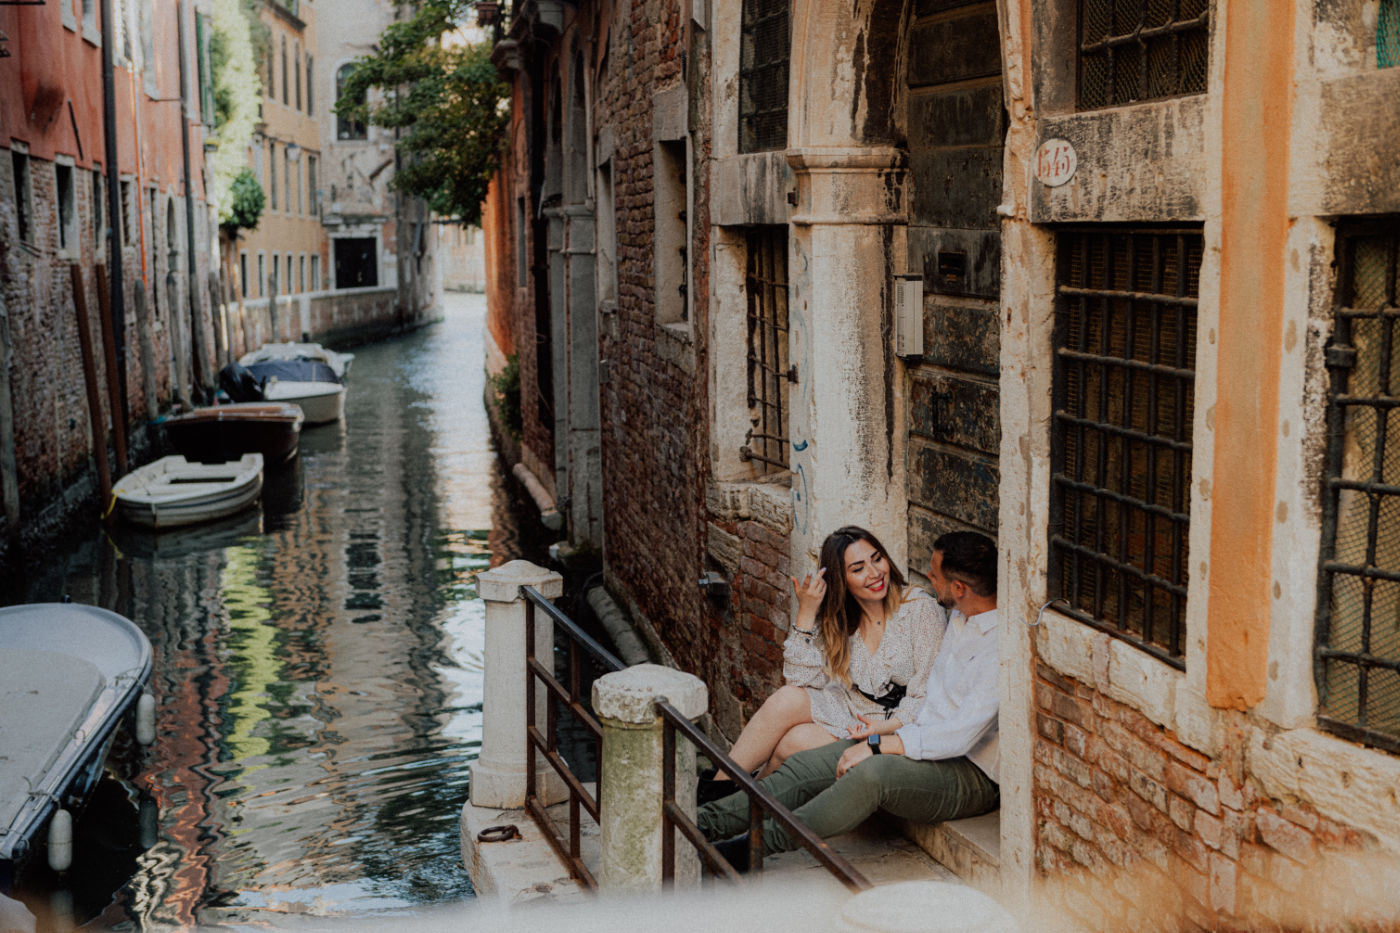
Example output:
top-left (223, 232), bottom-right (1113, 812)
top-left (697, 531), bottom-right (1000, 867)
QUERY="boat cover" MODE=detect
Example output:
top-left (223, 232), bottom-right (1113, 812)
top-left (244, 360), bottom-right (342, 386)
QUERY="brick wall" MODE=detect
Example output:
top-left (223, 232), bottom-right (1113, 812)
top-left (1032, 662), bottom-right (1372, 930)
top-left (593, 0), bottom-right (716, 679)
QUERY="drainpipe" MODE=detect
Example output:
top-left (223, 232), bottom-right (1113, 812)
top-left (176, 0), bottom-right (209, 400)
top-left (99, 0), bottom-right (130, 431)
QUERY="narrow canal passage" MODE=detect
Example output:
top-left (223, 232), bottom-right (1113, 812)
top-left (7, 293), bottom-right (543, 929)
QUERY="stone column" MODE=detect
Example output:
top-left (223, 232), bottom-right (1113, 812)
top-left (593, 663), bottom-right (708, 892)
top-left (785, 148), bottom-right (910, 571)
top-left (469, 559), bottom-right (563, 809)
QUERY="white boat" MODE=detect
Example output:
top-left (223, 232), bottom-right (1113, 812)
top-left (113, 454), bottom-right (264, 529)
top-left (259, 378), bottom-right (346, 425)
top-left (0, 604), bottom-right (154, 873)
top-left (239, 341), bottom-right (355, 380)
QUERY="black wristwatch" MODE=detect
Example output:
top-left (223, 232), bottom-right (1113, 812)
top-left (867, 734), bottom-right (882, 754)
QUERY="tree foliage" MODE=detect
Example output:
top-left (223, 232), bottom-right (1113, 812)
top-left (225, 168), bottom-right (266, 235)
top-left (208, 0), bottom-right (266, 228)
top-left (334, 1), bottom-right (509, 227)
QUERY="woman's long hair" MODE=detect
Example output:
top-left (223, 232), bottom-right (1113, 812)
top-left (816, 525), bottom-right (907, 685)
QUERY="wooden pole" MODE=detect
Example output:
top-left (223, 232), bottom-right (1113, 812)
top-left (93, 265), bottom-right (129, 474)
top-left (131, 280), bottom-right (161, 419)
top-left (209, 271), bottom-right (228, 367)
top-left (71, 264), bottom-right (113, 518)
top-left (0, 295), bottom-right (21, 546)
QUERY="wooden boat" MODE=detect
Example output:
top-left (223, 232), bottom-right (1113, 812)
top-left (113, 454), bottom-right (264, 529)
top-left (159, 402), bottom-right (304, 465)
top-left (0, 604), bottom-right (154, 874)
top-left (239, 341), bottom-right (355, 380)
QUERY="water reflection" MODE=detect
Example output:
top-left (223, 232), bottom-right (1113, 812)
top-left (5, 294), bottom-right (549, 928)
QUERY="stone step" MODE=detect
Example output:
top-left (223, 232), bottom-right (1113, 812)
top-left (898, 810), bottom-right (1001, 897)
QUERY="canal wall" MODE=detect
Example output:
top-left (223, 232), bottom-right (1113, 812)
top-left (0, 281), bottom-right (437, 583)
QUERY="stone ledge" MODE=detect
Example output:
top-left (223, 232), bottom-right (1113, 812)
top-left (899, 811), bottom-right (1001, 898)
top-left (460, 797), bottom-right (595, 906)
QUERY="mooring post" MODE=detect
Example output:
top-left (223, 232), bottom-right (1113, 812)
top-left (469, 559), bottom-right (563, 809)
top-left (593, 663), bottom-right (707, 892)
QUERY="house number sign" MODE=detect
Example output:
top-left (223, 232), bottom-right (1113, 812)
top-left (1035, 138), bottom-right (1078, 187)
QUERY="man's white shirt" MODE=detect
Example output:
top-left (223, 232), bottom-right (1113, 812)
top-left (894, 607), bottom-right (1000, 782)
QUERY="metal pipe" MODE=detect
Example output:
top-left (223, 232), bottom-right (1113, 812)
top-left (98, 0), bottom-right (130, 435)
top-left (176, 0), bottom-right (209, 398)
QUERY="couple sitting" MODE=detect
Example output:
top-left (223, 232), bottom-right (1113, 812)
top-left (698, 526), bottom-right (999, 868)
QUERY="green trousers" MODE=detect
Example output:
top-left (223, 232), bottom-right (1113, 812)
top-left (697, 740), bottom-right (999, 855)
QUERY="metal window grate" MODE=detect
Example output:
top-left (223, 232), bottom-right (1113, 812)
top-left (739, 0), bottom-right (789, 153)
top-left (1381, 0), bottom-right (1400, 68)
top-left (1316, 220), bottom-right (1400, 754)
top-left (742, 227), bottom-right (791, 473)
top-left (1078, 0), bottom-right (1209, 110)
top-left (1050, 228), bottom-right (1202, 667)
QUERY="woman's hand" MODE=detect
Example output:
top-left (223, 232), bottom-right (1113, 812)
top-left (847, 713), bottom-right (902, 740)
top-left (836, 741), bottom-right (872, 778)
top-left (791, 568), bottom-right (827, 630)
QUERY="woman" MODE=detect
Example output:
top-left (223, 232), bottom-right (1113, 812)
top-left (702, 525), bottom-right (946, 796)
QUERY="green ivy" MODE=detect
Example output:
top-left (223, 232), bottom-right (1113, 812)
top-left (489, 353), bottom-right (522, 441)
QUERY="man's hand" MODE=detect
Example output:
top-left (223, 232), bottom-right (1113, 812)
top-left (836, 741), bottom-right (873, 778)
top-left (847, 713), bottom-right (901, 740)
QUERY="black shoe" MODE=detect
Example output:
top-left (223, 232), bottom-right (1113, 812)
top-left (712, 833), bottom-right (751, 874)
top-left (698, 775), bottom-right (738, 805)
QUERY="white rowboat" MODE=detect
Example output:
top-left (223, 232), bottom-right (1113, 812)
top-left (259, 379), bottom-right (346, 425)
top-left (113, 454), bottom-right (264, 529)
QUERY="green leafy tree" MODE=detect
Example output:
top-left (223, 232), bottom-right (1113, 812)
top-left (334, 1), bottom-right (509, 227)
top-left (224, 168), bottom-right (266, 237)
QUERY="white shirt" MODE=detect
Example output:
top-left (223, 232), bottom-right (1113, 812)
top-left (894, 607), bottom-right (999, 783)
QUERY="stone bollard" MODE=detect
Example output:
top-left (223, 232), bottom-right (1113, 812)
top-left (469, 559), bottom-right (563, 809)
top-left (593, 663), bottom-right (708, 892)
top-left (835, 881), bottom-right (1019, 933)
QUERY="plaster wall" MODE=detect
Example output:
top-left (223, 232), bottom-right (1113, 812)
top-left (996, 0), bottom-right (1400, 925)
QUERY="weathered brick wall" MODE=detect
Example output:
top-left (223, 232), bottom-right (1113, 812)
top-left (702, 492), bottom-right (791, 738)
top-left (593, 0), bottom-right (718, 681)
top-left (1033, 662), bottom-right (1372, 930)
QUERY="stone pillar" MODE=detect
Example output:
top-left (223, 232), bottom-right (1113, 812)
top-left (785, 148), bottom-right (910, 571)
top-left (592, 663), bottom-right (708, 892)
top-left (469, 559), bottom-right (563, 809)
top-left (835, 881), bottom-right (1019, 933)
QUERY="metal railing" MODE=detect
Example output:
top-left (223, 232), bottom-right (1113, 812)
top-left (656, 699), bottom-right (873, 891)
top-left (523, 585), bottom-right (624, 888)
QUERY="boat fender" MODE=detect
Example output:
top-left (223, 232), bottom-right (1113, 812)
top-left (136, 693), bottom-right (157, 745)
top-left (47, 809), bottom-right (73, 873)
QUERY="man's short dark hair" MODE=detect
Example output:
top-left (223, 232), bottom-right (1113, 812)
top-left (933, 531), bottom-right (996, 597)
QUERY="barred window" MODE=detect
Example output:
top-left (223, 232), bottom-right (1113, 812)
top-left (739, 0), bottom-right (789, 153)
top-left (1316, 220), bottom-right (1400, 754)
top-left (1050, 228), bottom-right (1202, 667)
top-left (741, 227), bottom-right (790, 474)
top-left (1078, 0), bottom-right (1209, 110)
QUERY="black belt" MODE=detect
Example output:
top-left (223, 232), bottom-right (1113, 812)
top-left (855, 681), bottom-right (906, 712)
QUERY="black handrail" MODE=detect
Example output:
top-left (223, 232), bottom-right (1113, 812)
top-left (523, 585), bottom-right (624, 888)
top-left (655, 699), bottom-right (873, 892)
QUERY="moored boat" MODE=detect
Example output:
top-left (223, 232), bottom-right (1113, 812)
top-left (0, 604), bottom-right (154, 875)
top-left (113, 454), bottom-right (264, 529)
top-left (221, 360), bottom-right (347, 425)
top-left (239, 341), bottom-right (355, 380)
top-left (158, 402), bottom-right (304, 465)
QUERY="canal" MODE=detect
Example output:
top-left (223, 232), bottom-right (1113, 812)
top-left (5, 292), bottom-right (547, 929)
